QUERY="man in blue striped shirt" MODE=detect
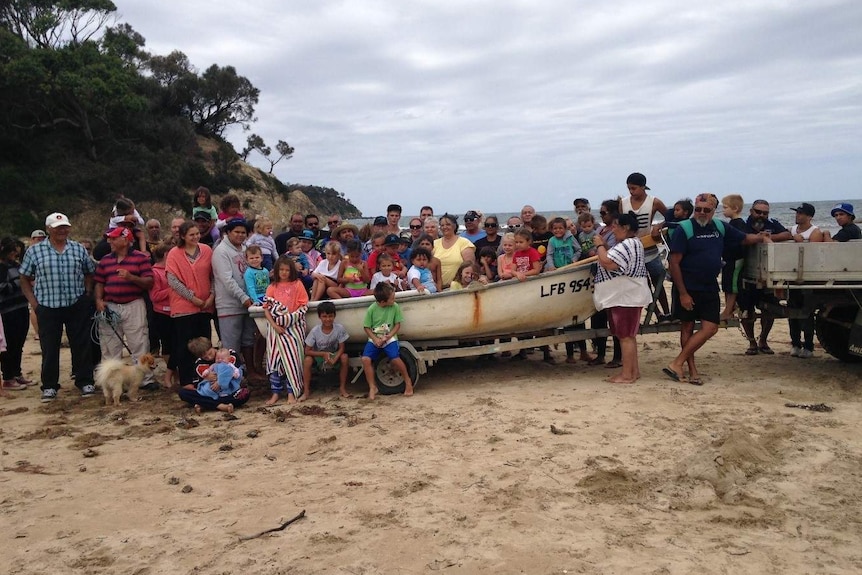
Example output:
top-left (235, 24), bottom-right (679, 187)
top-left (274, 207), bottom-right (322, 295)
top-left (20, 213), bottom-right (97, 402)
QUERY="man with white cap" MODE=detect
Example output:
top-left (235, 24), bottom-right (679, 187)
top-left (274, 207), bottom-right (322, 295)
top-left (20, 213), bottom-right (97, 402)
top-left (30, 230), bottom-right (47, 244)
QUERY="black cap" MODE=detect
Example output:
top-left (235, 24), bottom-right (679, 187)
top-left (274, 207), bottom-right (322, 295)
top-left (626, 172), bottom-right (650, 190)
top-left (384, 233), bottom-right (401, 245)
top-left (193, 210), bottom-right (212, 221)
top-left (224, 218), bottom-right (250, 232)
top-left (464, 210), bottom-right (480, 221)
top-left (790, 203), bottom-right (815, 217)
top-left (373, 216), bottom-right (387, 226)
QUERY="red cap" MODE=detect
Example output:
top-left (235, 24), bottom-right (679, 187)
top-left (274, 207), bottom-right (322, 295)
top-left (107, 227), bottom-right (132, 239)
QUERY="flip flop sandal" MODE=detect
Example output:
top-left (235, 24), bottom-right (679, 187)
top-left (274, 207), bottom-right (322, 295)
top-left (604, 361), bottom-right (622, 369)
top-left (688, 378), bottom-right (704, 386)
top-left (662, 367), bottom-right (683, 382)
top-left (745, 347), bottom-right (759, 355)
top-left (758, 345), bottom-right (775, 355)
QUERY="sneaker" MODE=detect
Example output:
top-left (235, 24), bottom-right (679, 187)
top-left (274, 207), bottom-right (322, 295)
top-left (15, 376), bottom-right (33, 386)
top-left (798, 349), bottom-right (813, 359)
top-left (790, 346), bottom-right (801, 357)
top-left (81, 384), bottom-right (96, 397)
top-left (2, 379), bottom-right (27, 390)
top-left (40, 388), bottom-right (58, 402)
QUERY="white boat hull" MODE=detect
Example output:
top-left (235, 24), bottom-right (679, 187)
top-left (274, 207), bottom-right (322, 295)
top-left (251, 262), bottom-right (597, 343)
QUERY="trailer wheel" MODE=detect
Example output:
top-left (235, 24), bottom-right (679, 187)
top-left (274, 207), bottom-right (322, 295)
top-left (374, 347), bottom-right (419, 395)
top-left (816, 306), bottom-right (862, 363)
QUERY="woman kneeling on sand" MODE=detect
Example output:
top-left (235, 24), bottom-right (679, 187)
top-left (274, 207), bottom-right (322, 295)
top-left (592, 211), bottom-right (652, 384)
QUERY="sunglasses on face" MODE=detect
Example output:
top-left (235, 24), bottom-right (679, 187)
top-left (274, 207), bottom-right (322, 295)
top-left (464, 217), bottom-right (476, 222)
top-left (753, 208), bottom-right (769, 216)
top-left (599, 211), bottom-right (608, 216)
top-left (508, 224), bottom-right (521, 229)
top-left (693, 207), bottom-right (714, 213)
top-left (409, 224), bottom-right (422, 229)
top-left (484, 223), bottom-right (498, 228)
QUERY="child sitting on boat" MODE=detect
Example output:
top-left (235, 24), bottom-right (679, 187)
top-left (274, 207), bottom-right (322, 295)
top-left (368, 234), bottom-right (407, 280)
top-left (361, 283), bottom-right (414, 400)
top-left (497, 233), bottom-right (517, 280)
top-left (329, 239), bottom-right (369, 299)
top-left (576, 212), bottom-right (599, 258)
top-left (310, 241), bottom-right (342, 301)
top-left (411, 235), bottom-right (443, 292)
top-left (545, 216), bottom-right (580, 271)
top-left (449, 262), bottom-right (486, 290)
top-left (371, 253), bottom-right (406, 292)
top-left (477, 246), bottom-right (499, 282)
top-left (512, 228), bottom-right (542, 282)
top-left (407, 247), bottom-right (437, 293)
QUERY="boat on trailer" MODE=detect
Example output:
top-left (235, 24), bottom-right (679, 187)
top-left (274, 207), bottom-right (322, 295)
top-left (251, 260), bottom-right (599, 393)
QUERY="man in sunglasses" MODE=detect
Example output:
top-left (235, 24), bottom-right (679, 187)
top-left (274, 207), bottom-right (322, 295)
top-left (664, 194), bottom-right (766, 385)
top-left (460, 210), bottom-right (486, 243)
top-left (739, 199), bottom-right (792, 355)
top-left (506, 216), bottom-right (523, 232)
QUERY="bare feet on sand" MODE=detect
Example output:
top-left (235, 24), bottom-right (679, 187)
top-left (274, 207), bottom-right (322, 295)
top-left (216, 403), bottom-right (234, 414)
top-left (404, 381), bottom-right (414, 397)
top-left (193, 404), bottom-right (202, 414)
top-left (298, 394), bottom-right (309, 402)
top-left (606, 375), bottom-right (636, 384)
top-left (286, 394), bottom-right (297, 404)
top-left (264, 394), bottom-right (280, 406)
top-left (368, 385), bottom-right (378, 400)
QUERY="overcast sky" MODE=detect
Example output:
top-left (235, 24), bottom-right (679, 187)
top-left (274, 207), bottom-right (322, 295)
top-left (117, 0), bottom-right (861, 216)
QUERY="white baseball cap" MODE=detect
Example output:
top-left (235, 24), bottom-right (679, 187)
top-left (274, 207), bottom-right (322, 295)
top-left (45, 212), bottom-right (71, 228)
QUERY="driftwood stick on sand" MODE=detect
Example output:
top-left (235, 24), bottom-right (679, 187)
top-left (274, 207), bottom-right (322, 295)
top-left (239, 510), bottom-right (306, 541)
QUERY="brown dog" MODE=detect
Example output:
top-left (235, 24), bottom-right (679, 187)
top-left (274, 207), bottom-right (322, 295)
top-left (95, 354), bottom-right (156, 406)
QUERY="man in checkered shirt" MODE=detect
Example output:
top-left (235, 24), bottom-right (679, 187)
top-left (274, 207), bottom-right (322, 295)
top-left (20, 213), bottom-right (97, 402)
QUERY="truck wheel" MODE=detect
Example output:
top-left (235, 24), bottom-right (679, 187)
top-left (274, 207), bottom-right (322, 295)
top-left (374, 347), bottom-right (419, 395)
top-left (816, 306), bottom-right (862, 363)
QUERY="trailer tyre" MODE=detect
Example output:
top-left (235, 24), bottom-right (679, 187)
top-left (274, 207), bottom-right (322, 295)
top-left (816, 306), bottom-right (862, 363)
top-left (374, 347), bottom-right (419, 395)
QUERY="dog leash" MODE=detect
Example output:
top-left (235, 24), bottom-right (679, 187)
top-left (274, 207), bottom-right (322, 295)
top-left (94, 308), bottom-right (135, 356)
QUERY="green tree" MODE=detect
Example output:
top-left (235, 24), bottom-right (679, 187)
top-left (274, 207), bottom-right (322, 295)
top-left (0, 0), bottom-right (117, 48)
top-left (241, 133), bottom-right (294, 173)
top-left (185, 64), bottom-right (259, 137)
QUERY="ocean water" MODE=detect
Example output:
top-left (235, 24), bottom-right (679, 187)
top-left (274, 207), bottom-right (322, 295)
top-left (351, 199), bottom-right (860, 235)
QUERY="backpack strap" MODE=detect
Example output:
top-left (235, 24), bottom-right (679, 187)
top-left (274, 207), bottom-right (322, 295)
top-left (676, 218), bottom-right (725, 240)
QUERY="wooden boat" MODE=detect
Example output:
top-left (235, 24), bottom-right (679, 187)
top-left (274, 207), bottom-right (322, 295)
top-left (250, 259), bottom-right (597, 344)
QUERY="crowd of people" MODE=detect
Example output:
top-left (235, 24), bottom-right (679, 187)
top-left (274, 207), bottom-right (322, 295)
top-left (0, 180), bottom-right (859, 405)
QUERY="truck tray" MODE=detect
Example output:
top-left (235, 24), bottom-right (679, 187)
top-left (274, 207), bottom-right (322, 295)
top-left (744, 242), bottom-right (862, 287)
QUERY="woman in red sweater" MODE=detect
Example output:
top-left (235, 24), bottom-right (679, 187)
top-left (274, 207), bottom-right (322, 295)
top-left (166, 222), bottom-right (214, 386)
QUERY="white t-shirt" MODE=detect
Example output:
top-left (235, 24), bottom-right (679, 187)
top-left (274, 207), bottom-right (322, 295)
top-left (313, 258), bottom-right (341, 280)
top-left (370, 271), bottom-right (400, 290)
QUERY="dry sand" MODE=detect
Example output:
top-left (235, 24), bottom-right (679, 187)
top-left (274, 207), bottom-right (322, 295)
top-left (1, 322), bottom-right (861, 575)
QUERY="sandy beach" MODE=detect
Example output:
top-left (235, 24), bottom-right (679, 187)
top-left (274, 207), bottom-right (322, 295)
top-left (1, 321), bottom-right (861, 575)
